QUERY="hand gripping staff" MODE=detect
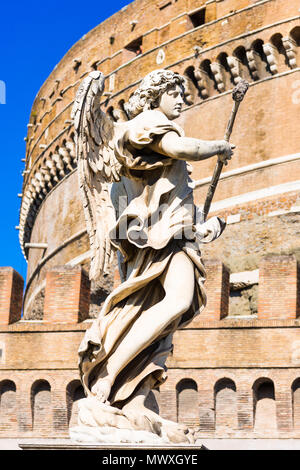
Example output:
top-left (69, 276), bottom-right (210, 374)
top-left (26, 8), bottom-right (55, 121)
top-left (202, 79), bottom-right (249, 223)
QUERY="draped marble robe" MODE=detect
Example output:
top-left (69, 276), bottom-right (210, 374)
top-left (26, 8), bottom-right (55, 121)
top-left (78, 110), bottom-right (224, 406)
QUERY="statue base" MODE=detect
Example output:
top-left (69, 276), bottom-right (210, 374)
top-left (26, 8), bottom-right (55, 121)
top-left (18, 439), bottom-right (207, 450)
top-left (70, 424), bottom-right (171, 445)
top-left (70, 396), bottom-right (196, 445)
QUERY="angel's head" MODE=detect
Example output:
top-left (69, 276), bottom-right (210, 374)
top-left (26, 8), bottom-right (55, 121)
top-left (126, 69), bottom-right (185, 120)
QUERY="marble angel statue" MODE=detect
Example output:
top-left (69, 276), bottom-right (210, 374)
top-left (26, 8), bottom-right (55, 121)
top-left (70, 69), bottom-right (234, 444)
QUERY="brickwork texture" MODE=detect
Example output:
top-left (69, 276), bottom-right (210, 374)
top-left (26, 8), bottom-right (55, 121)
top-left (3, 0), bottom-right (300, 440)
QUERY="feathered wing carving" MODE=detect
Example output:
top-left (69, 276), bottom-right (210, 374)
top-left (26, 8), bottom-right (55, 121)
top-left (72, 71), bottom-right (122, 281)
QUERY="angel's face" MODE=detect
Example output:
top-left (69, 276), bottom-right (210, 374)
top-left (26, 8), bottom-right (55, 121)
top-left (157, 84), bottom-right (184, 120)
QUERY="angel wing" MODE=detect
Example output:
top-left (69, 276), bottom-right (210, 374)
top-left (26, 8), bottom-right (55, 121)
top-left (71, 71), bottom-right (122, 281)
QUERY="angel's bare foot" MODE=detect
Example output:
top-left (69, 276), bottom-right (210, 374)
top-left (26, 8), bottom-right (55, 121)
top-left (91, 377), bottom-right (112, 404)
top-left (142, 408), bottom-right (194, 443)
top-left (122, 398), bottom-right (192, 443)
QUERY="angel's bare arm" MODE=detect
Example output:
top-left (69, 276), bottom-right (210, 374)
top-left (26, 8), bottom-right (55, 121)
top-left (149, 131), bottom-right (234, 162)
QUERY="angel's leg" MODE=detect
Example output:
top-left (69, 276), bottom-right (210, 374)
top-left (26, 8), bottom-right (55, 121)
top-left (91, 250), bottom-right (195, 403)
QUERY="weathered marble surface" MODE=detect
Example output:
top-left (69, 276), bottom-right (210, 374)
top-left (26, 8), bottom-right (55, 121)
top-left (70, 69), bottom-right (233, 443)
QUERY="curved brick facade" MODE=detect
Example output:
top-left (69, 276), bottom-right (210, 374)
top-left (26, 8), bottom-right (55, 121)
top-left (19, 0), bottom-right (300, 318)
top-left (1, 0), bottom-right (299, 440)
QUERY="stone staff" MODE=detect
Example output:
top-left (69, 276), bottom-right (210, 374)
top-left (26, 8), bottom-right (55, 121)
top-left (202, 79), bottom-right (249, 222)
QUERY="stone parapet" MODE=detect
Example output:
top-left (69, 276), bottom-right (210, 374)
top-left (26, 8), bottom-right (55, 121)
top-left (43, 266), bottom-right (90, 323)
top-left (258, 254), bottom-right (299, 320)
top-left (0, 258), bottom-right (300, 439)
top-left (194, 258), bottom-right (230, 322)
top-left (0, 268), bottom-right (24, 324)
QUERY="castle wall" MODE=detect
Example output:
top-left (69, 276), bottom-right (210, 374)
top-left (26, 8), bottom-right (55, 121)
top-left (7, 0), bottom-right (300, 441)
top-left (1, 253), bottom-right (300, 438)
top-left (18, 0), bottom-right (300, 317)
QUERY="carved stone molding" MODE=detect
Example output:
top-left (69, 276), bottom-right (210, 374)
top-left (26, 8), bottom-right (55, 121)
top-left (210, 62), bottom-right (226, 92)
top-left (19, 134), bottom-right (77, 259)
top-left (263, 42), bottom-right (279, 74)
top-left (282, 37), bottom-right (297, 69)
top-left (226, 56), bottom-right (243, 84)
top-left (194, 68), bottom-right (209, 98)
top-left (183, 76), bottom-right (195, 105)
top-left (246, 48), bottom-right (261, 80)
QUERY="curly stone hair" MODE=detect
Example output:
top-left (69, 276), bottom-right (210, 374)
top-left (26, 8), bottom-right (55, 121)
top-left (126, 69), bottom-right (185, 118)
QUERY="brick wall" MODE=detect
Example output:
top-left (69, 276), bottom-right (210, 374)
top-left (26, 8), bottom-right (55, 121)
top-left (0, 268), bottom-right (23, 324)
top-left (2, 367), bottom-right (299, 439)
top-left (5, 0), bottom-right (300, 441)
top-left (0, 371), bottom-right (82, 438)
top-left (215, 379), bottom-right (238, 435)
top-left (258, 254), bottom-right (299, 319)
top-left (19, 0), bottom-right (300, 317)
top-left (0, 381), bottom-right (18, 436)
top-left (43, 266), bottom-right (90, 323)
top-left (195, 259), bottom-right (229, 322)
top-left (162, 368), bottom-right (300, 438)
top-left (0, 253), bottom-right (300, 438)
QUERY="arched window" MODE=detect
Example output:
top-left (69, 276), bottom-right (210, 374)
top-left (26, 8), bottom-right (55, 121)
top-left (292, 378), bottom-right (300, 431)
top-left (289, 27), bottom-right (300, 69)
top-left (290, 26), bottom-right (300, 47)
top-left (253, 378), bottom-right (277, 434)
top-left (233, 46), bottom-right (252, 81)
top-left (0, 380), bottom-right (17, 435)
top-left (183, 66), bottom-right (200, 105)
top-left (176, 379), bottom-right (199, 426)
top-left (270, 33), bottom-right (287, 71)
top-left (214, 378), bottom-right (237, 432)
top-left (216, 51), bottom-right (233, 88)
top-left (107, 106), bottom-right (117, 122)
top-left (66, 380), bottom-right (85, 428)
top-left (200, 59), bottom-right (218, 94)
top-left (31, 380), bottom-right (51, 433)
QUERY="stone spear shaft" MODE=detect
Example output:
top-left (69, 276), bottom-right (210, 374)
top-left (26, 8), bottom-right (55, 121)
top-left (202, 79), bottom-right (249, 222)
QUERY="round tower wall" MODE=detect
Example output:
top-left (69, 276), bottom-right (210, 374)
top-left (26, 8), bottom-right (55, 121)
top-left (20, 0), bottom-right (300, 318)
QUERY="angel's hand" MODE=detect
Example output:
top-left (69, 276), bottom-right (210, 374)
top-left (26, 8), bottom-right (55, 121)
top-left (197, 225), bottom-right (212, 239)
top-left (218, 141), bottom-right (235, 166)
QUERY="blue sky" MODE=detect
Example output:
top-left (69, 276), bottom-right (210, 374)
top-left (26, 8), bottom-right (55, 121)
top-left (0, 0), bottom-right (129, 282)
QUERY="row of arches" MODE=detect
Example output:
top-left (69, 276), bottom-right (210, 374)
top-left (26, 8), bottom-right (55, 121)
top-left (1, 377), bottom-right (300, 435)
top-left (182, 26), bottom-right (300, 106)
top-left (154, 377), bottom-right (300, 433)
top-left (27, 23), bottom-right (300, 140)
top-left (20, 26), bottom-right (300, 257)
top-left (19, 132), bottom-right (76, 259)
top-left (0, 379), bottom-right (84, 434)
top-left (103, 26), bottom-right (300, 121)
top-left (26, 25), bottom-right (300, 163)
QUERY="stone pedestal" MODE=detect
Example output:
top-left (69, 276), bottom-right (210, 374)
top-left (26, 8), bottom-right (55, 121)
top-left (18, 439), bottom-right (207, 451)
